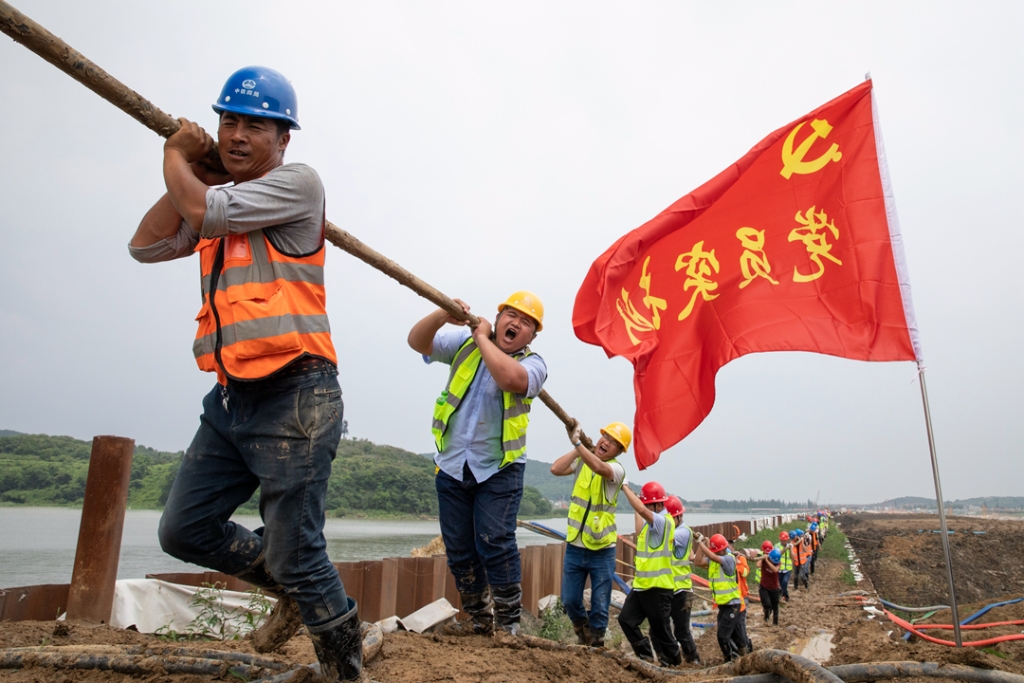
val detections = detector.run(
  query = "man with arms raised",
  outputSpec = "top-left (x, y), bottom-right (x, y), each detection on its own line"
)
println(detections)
top-left (129, 67), bottom-right (358, 681)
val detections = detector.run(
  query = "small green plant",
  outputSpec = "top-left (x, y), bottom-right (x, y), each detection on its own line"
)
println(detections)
top-left (526, 598), bottom-right (574, 642)
top-left (156, 583), bottom-right (272, 641)
top-left (982, 646), bottom-right (1008, 660)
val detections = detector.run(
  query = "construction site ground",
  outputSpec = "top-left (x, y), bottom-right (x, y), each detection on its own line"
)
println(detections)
top-left (1, 513), bottom-right (1022, 682)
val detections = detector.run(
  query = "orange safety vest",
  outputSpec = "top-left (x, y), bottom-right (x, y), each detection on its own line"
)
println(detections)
top-left (192, 226), bottom-right (336, 384)
top-left (791, 541), bottom-right (804, 566)
top-left (735, 554), bottom-right (749, 612)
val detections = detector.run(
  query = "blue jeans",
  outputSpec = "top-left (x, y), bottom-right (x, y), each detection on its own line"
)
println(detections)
top-left (779, 570), bottom-right (791, 599)
top-left (435, 462), bottom-right (524, 593)
top-left (158, 365), bottom-right (348, 629)
top-left (561, 544), bottom-right (616, 631)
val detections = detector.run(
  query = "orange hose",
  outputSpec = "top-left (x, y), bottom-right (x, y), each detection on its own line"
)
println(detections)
top-left (914, 619), bottom-right (1024, 631)
top-left (885, 609), bottom-right (1024, 647)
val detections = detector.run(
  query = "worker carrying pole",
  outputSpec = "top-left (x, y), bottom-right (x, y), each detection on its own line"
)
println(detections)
top-left (549, 420), bottom-right (631, 647)
top-left (128, 68), bottom-right (359, 682)
top-left (408, 293), bottom-right (548, 637)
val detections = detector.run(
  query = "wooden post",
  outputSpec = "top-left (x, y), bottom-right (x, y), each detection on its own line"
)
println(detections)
top-left (65, 435), bottom-right (134, 623)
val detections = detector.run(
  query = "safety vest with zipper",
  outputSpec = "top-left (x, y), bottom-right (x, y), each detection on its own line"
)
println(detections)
top-left (566, 459), bottom-right (622, 550)
top-left (431, 338), bottom-right (534, 468)
top-left (670, 525), bottom-right (694, 592)
top-left (634, 513), bottom-right (676, 591)
top-left (193, 227), bottom-right (336, 384)
top-left (708, 557), bottom-right (742, 606)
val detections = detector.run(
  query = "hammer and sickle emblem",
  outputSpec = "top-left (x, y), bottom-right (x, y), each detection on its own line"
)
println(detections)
top-left (780, 119), bottom-right (842, 179)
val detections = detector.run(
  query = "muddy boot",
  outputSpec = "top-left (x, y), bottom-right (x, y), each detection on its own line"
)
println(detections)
top-left (443, 589), bottom-right (494, 636)
top-left (631, 636), bottom-right (656, 663)
top-left (308, 597), bottom-right (361, 682)
top-left (492, 583), bottom-right (522, 636)
top-left (233, 555), bottom-right (303, 653)
top-left (681, 640), bottom-right (701, 665)
top-left (572, 619), bottom-right (591, 645)
top-left (589, 628), bottom-right (606, 648)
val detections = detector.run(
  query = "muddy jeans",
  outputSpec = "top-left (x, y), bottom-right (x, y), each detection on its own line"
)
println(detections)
top-left (435, 461), bottom-right (524, 594)
top-left (158, 364), bottom-right (348, 629)
top-left (562, 544), bottom-right (617, 632)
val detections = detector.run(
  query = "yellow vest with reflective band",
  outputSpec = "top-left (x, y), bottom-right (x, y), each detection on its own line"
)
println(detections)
top-left (634, 513), bottom-right (676, 591)
top-left (670, 525), bottom-right (694, 592)
top-left (566, 459), bottom-right (622, 550)
top-left (431, 338), bottom-right (533, 468)
top-left (708, 556), bottom-right (742, 606)
top-left (776, 543), bottom-right (793, 572)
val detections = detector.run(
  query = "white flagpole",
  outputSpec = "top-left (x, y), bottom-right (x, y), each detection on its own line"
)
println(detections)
top-left (917, 363), bottom-right (963, 646)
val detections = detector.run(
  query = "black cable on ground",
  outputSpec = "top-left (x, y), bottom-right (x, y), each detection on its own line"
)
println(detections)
top-left (0, 650), bottom-right (282, 678)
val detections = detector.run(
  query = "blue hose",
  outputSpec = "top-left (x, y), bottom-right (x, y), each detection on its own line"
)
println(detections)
top-left (959, 597), bottom-right (1024, 625)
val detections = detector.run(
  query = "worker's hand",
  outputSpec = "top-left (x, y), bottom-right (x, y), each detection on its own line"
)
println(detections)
top-left (165, 118), bottom-right (214, 164)
top-left (566, 418), bottom-right (581, 444)
top-left (472, 316), bottom-right (492, 343)
top-left (190, 160), bottom-right (233, 187)
top-left (444, 299), bottom-right (471, 326)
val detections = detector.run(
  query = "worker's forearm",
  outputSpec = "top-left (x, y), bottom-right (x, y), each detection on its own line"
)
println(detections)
top-left (163, 150), bottom-right (209, 231)
top-left (476, 337), bottom-right (529, 393)
top-left (549, 450), bottom-right (578, 476)
top-left (575, 444), bottom-right (614, 479)
top-left (132, 193), bottom-right (183, 247)
top-left (408, 309), bottom-right (448, 355)
top-left (623, 487), bottom-right (653, 523)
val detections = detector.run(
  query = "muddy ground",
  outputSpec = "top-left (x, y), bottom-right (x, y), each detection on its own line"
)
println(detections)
top-left (841, 513), bottom-right (1024, 606)
top-left (2, 514), bottom-right (1022, 682)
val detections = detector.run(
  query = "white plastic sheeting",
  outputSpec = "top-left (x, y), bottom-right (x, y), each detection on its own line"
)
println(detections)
top-left (106, 578), bottom-right (272, 635)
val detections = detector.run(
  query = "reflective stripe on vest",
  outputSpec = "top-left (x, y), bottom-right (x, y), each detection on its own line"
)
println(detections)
top-left (776, 543), bottom-right (793, 572)
top-left (670, 525), bottom-right (694, 591)
top-left (193, 228), bottom-right (336, 383)
top-left (634, 513), bottom-right (676, 590)
top-left (565, 460), bottom-right (621, 550)
top-left (430, 338), bottom-right (533, 468)
top-left (708, 559), bottom-right (742, 605)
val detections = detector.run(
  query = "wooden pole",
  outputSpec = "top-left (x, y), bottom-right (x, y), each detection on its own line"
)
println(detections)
top-left (66, 436), bottom-right (135, 624)
top-left (0, 0), bottom-right (593, 450)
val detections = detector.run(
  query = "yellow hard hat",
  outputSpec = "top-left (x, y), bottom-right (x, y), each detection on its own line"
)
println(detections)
top-left (600, 422), bottom-right (632, 452)
top-left (498, 291), bottom-right (544, 331)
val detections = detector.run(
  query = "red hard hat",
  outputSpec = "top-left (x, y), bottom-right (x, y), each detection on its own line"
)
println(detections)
top-left (640, 482), bottom-right (668, 505)
top-left (761, 540), bottom-right (774, 553)
top-left (709, 533), bottom-right (729, 553)
top-left (665, 495), bottom-right (685, 518)
top-left (780, 531), bottom-right (790, 542)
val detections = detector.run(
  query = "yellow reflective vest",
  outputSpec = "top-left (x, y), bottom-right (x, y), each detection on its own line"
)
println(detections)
top-left (431, 338), bottom-right (533, 468)
top-left (634, 513), bottom-right (676, 591)
top-left (566, 459), bottom-right (622, 550)
top-left (776, 543), bottom-right (793, 572)
top-left (670, 525), bottom-right (694, 592)
top-left (708, 556), bottom-right (742, 605)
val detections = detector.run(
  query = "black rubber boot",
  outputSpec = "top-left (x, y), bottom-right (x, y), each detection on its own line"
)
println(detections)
top-left (492, 583), bottom-right (522, 636)
top-left (443, 589), bottom-right (494, 636)
top-left (681, 639), bottom-right (701, 664)
top-left (233, 555), bottom-right (303, 654)
top-left (308, 597), bottom-right (361, 682)
top-left (572, 619), bottom-right (591, 645)
top-left (589, 628), bottom-right (606, 648)
top-left (631, 636), bottom-right (656, 663)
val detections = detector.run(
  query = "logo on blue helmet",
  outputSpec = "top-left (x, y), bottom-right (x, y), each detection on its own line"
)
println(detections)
top-left (212, 66), bottom-right (300, 130)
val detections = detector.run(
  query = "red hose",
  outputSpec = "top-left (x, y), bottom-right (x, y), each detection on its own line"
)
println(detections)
top-left (914, 620), bottom-right (1024, 631)
top-left (885, 610), bottom-right (1024, 647)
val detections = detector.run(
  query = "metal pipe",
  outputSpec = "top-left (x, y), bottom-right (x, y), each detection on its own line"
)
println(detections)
top-left (65, 435), bottom-right (135, 624)
top-left (918, 365), bottom-right (962, 646)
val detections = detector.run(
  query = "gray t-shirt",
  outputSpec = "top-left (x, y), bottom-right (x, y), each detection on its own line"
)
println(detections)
top-left (128, 163), bottom-right (325, 263)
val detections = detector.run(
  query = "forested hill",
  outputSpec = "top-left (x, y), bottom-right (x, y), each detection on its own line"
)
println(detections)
top-left (0, 433), bottom-right (552, 518)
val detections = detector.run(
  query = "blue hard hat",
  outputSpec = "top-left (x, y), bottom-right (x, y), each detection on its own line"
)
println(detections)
top-left (769, 549), bottom-right (782, 564)
top-left (810, 523), bottom-right (818, 531)
top-left (793, 529), bottom-right (803, 537)
top-left (212, 66), bottom-right (300, 130)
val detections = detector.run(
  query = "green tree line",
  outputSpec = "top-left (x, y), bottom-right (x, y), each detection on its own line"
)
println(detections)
top-left (0, 434), bottom-right (552, 518)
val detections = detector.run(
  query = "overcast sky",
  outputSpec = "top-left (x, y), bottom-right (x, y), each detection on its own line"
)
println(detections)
top-left (1, 1), bottom-right (1020, 505)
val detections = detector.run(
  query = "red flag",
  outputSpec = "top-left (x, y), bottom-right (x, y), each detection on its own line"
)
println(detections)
top-left (573, 80), bottom-right (921, 469)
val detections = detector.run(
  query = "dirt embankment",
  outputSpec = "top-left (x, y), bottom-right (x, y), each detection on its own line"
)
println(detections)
top-left (841, 513), bottom-right (1024, 606)
top-left (2, 516), bottom-right (1023, 682)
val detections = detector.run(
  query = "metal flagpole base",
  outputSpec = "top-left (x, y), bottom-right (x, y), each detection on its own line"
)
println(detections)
top-left (918, 364), bottom-right (962, 646)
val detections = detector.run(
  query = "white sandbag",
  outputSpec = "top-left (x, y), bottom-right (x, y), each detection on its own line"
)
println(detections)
top-left (108, 578), bottom-right (272, 636)
top-left (397, 598), bottom-right (458, 634)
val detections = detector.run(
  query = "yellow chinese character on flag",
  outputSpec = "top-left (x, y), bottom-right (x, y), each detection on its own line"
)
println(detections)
top-left (675, 240), bottom-right (719, 321)
top-left (788, 206), bottom-right (842, 282)
top-left (736, 227), bottom-right (779, 289)
top-left (616, 256), bottom-right (668, 346)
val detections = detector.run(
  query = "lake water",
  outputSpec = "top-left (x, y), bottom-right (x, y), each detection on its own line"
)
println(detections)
top-left (0, 508), bottom-right (755, 588)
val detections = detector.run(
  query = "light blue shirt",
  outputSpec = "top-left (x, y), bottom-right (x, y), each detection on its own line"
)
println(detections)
top-left (426, 328), bottom-right (547, 483)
